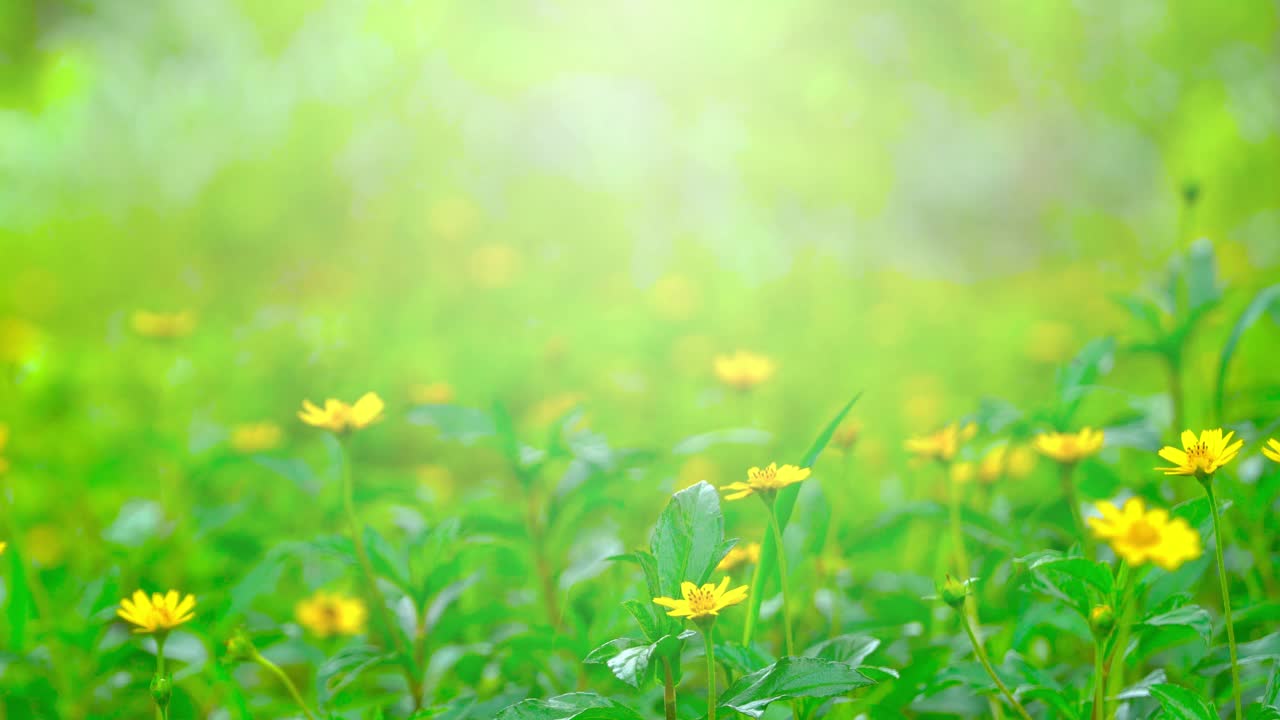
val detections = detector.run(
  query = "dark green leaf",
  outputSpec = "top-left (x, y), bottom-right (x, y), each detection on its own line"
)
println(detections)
top-left (716, 656), bottom-right (874, 718)
top-left (1139, 605), bottom-right (1212, 645)
top-left (496, 692), bottom-right (644, 720)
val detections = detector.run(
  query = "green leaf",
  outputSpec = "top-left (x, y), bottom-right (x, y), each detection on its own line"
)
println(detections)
top-left (621, 600), bottom-right (662, 643)
top-left (716, 656), bottom-right (874, 718)
top-left (407, 404), bottom-right (496, 444)
top-left (1139, 604), bottom-right (1212, 645)
top-left (1053, 337), bottom-right (1114, 426)
top-left (364, 524), bottom-right (414, 595)
top-left (1150, 682), bottom-right (1216, 720)
top-left (804, 634), bottom-right (881, 667)
top-left (1028, 556), bottom-right (1114, 598)
top-left (583, 631), bottom-right (695, 688)
top-left (1183, 237), bottom-right (1220, 314)
top-left (1197, 632), bottom-right (1280, 676)
top-left (649, 481), bottom-right (727, 598)
top-left (496, 692), bottom-right (644, 720)
top-left (747, 393), bottom-right (861, 637)
top-left (1214, 283), bottom-right (1280, 422)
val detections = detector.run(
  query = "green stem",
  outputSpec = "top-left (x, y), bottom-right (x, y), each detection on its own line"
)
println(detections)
top-left (1204, 478), bottom-right (1243, 720)
top-left (741, 556), bottom-right (764, 647)
top-left (946, 467), bottom-right (979, 623)
top-left (1059, 463), bottom-right (1091, 555)
top-left (958, 611), bottom-right (1033, 720)
top-left (254, 652), bottom-right (318, 720)
top-left (1167, 355), bottom-right (1184, 439)
top-left (662, 658), bottom-right (677, 720)
top-left (338, 438), bottom-right (424, 709)
top-left (765, 500), bottom-right (795, 657)
top-left (704, 628), bottom-right (717, 720)
top-left (1093, 639), bottom-right (1106, 720)
top-left (156, 634), bottom-right (169, 720)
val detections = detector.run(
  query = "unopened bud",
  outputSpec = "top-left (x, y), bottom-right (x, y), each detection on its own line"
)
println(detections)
top-left (149, 674), bottom-right (172, 708)
top-left (1089, 604), bottom-right (1115, 638)
top-left (938, 575), bottom-right (969, 609)
top-left (225, 628), bottom-right (259, 663)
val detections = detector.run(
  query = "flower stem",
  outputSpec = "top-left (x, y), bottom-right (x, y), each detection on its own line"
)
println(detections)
top-left (662, 657), bottom-right (678, 720)
top-left (155, 634), bottom-right (169, 720)
top-left (958, 611), bottom-right (1033, 720)
top-left (765, 501), bottom-right (795, 657)
top-left (338, 439), bottom-right (424, 709)
top-left (703, 628), bottom-right (717, 720)
top-left (1204, 478), bottom-right (1243, 720)
top-left (946, 468), bottom-right (977, 622)
top-left (1059, 463), bottom-right (1091, 555)
top-left (741, 557), bottom-right (764, 647)
top-left (1092, 638), bottom-right (1106, 720)
top-left (253, 652), bottom-right (318, 720)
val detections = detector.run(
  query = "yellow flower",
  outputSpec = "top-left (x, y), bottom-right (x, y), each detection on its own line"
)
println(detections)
top-left (653, 577), bottom-right (749, 621)
top-left (1087, 498), bottom-right (1202, 570)
top-left (295, 591), bottom-right (367, 637)
top-left (1034, 428), bottom-right (1104, 464)
top-left (713, 351), bottom-right (775, 391)
top-left (1264, 438), bottom-right (1280, 464)
top-left (0, 541), bottom-right (6, 555)
top-left (904, 422), bottom-right (977, 463)
top-left (229, 422), bottom-right (283, 453)
top-left (297, 392), bottom-right (385, 433)
top-left (131, 310), bottom-right (196, 339)
top-left (950, 461), bottom-right (976, 484)
top-left (1156, 429), bottom-right (1244, 478)
top-left (716, 542), bottom-right (761, 572)
top-left (977, 445), bottom-right (1006, 483)
top-left (831, 420), bottom-right (862, 452)
top-left (409, 382), bottom-right (455, 405)
top-left (721, 463), bottom-right (811, 501)
top-left (117, 590), bottom-right (197, 634)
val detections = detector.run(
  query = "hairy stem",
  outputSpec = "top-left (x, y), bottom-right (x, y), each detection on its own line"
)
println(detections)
top-left (254, 652), bottom-right (318, 720)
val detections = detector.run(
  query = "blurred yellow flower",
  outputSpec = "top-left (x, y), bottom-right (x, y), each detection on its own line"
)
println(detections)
top-left (25, 524), bottom-right (64, 566)
top-left (713, 351), bottom-right (775, 391)
top-left (904, 422), bottom-right (976, 463)
top-left (296, 591), bottom-right (367, 637)
top-left (229, 422), bottom-right (283, 453)
top-left (1263, 438), bottom-right (1280, 464)
top-left (468, 244), bottom-right (520, 289)
top-left (1157, 429), bottom-right (1243, 478)
top-left (651, 274), bottom-right (700, 321)
top-left (0, 541), bottom-right (6, 555)
top-left (298, 392), bottom-right (385, 433)
top-left (653, 577), bottom-right (748, 621)
top-left (1034, 428), bottom-right (1104, 464)
top-left (831, 420), bottom-right (862, 452)
top-left (1088, 498), bottom-right (1201, 570)
top-left (409, 382), bottom-right (455, 405)
top-left (118, 589), bottom-right (196, 634)
top-left (131, 310), bottom-right (196, 339)
top-left (721, 463), bottom-right (811, 501)
top-left (977, 445), bottom-right (1006, 482)
top-left (1006, 445), bottom-right (1037, 478)
top-left (716, 542), bottom-right (761, 572)
top-left (950, 461), bottom-right (976, 484)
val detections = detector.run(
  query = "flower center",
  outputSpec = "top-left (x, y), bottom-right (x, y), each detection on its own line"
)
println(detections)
top-left (1124, 520), bottom-right (1160, 548)
top-left (749, 466), bottom-right (778, 488)
top-left (686, 586), bottom-right (717, 615)
top-left (1185, 442), bottom-right (1215, 473)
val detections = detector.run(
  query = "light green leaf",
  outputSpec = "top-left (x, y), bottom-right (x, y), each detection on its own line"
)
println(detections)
top-left (1139, 604), bottom-right (1212, 645)
top-left (496, 692), bottom-right (644, 720)
top-left (649, 481), bottom-right (727, 598)
top-left (1150, 682), bottom-right (1216, 720)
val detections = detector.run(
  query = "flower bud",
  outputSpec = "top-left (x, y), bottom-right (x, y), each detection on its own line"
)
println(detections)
top-left (224, 628), bottom-right (259, 663)
top-left (938, 575), bottom-right (969, 609)
top-left (149, 674), bottom-right (172, 708)
top-left (1089, 604), bottom-right (1115, 638)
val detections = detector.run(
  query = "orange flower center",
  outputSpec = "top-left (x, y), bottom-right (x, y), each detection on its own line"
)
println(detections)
top-left (749, 466), bottom-right (779, 489)
top-left (684, 586), bottom-right (717, 615)
top-left (1124, 520), bottom-right (1160, 548)
top-left (1185, 442), bottom-right (1214, 473)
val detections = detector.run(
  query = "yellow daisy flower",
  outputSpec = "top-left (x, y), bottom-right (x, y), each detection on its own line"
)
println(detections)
top-left (716, 542), bottom-right (761, 572)
top-left (830, 420), bottom-right (862, 452)
top-left (1033, 428), bottom-right (1104, 464)
top-left (1087, 498), bottom-right (1202, 570)
top-left (904, 422), bottom-right (977, 463)
top-left (653, 577), bottom-right (749, 621)
top-left (1156, 429), bottom-right (1244, 478)
top-left (0, 541), bottom-right (6, 554)
top-left (1005, 445), bottom-right (1037, 479)
top-left (295, 591), bottom-right (368, 637)
top-left (1261, 438), bottom-right (1280, 464)
top-left (117, 589), bottom-right (197, 634)
top-left (130, 310), bottom-right (196, 339)
top-left (229, 422), bottom-right (283, 453)
top-left (297, 392), bottom-right (385, 433)
top-left (950, 461), bottom-right (976, 484)
top-left (721, 463), bottom-right (811, 501)
top-left (713, 351), bottom-right (775, 391)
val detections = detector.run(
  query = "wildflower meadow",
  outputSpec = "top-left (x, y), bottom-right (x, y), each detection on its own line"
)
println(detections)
top-left (3, 2), bottom-right (1280, 719)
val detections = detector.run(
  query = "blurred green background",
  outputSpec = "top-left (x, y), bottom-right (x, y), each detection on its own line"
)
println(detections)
top-left (2, 1), bottom-right (1280, 716)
